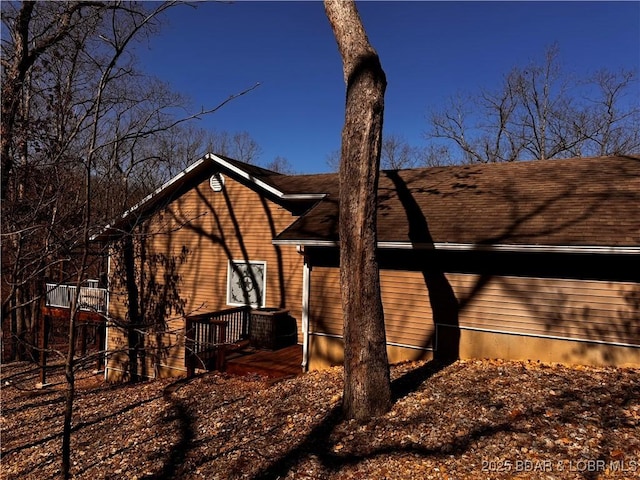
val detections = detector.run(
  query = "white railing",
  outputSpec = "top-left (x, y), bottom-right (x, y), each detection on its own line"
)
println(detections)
top-left (46, 283), bottom-right (108, 313)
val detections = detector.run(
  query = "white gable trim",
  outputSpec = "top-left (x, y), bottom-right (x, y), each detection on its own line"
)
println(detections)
top-left (205, 153), bottom-right (326, 201)
top-left (91, 157), bottom-right (207, 240)
top-left (92, 153), bottom-right (327, 240)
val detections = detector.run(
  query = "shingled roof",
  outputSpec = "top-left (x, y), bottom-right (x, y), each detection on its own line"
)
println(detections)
top-left (274, 155), bottom-right (640, 251)
top-left (93, 153), bottom-right (328, 240)
top-left (96, 153), bottom-right (639, 252)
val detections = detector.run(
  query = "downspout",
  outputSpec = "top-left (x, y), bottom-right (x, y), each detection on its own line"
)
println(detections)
top-left (103, 247), bottom-right (111, 381)
top-left (298, 246), bottom-right (311, 372)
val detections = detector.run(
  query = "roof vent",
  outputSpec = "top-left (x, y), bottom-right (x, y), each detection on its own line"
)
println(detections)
top-left (209, 173), bottom-right (224, 192)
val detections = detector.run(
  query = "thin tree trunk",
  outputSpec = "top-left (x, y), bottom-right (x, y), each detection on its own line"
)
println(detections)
top-left (61, 299), bottom-right (77, 479)
top-left (324, 0), bottom-right (391, 420)
top-left (61, 173), bottom-right (92, 479)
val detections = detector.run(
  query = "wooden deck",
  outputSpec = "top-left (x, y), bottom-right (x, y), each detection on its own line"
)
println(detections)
top-left (225, 344), bottom-right (303, 379)
top-left (42, 306), bottom-right (105, 323)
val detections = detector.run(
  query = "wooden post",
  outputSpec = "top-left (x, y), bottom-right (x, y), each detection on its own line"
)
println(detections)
top-left (96, 321), bottom-right (105, 371)
top-left (242, 305), bottom-right (251, 339)
top-left (79, 321), bottom-right (87, 357)
top-left (185, 316), bottom-right (194, 378)
top-left (215, 320), bottom-right (227, 372)
top-left (38, 307), bottom-right (48, 388)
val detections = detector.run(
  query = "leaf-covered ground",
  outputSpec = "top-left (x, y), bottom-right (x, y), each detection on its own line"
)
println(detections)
top-left (2, 359), bottom-right (639, 479)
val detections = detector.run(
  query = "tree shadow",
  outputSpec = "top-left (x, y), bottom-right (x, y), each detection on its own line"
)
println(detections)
top-left (390, 358), bottom-right (454, 402)
top-left (2, 390), bottom-right (164, 457)
top-left (108, 170), bottom-right (292, 380)
top-left (259, 196), bottom-right (286, 309)
top-left (144, 376), bottom-right (197, 480)
top-left (503, 276), bottom-right (640, 365)
top-left (99, 157), bottom-right (638, 475)
top-left (384, 170), bottom-right (461, 362)
top-left (172, 183), bottom-right (265, 308)
top-left (251, 403), bottom-right (345, 480)
top-left (109, 221), bottom-right (188, 382)
top-left (379, 158), bottom-right (639, 367)
top-left (249, 359), bottom-right (638, 479)
top-left (245, 296), bottom-right (458, 480)
top-left (161, 177), bottom-right (303, 372)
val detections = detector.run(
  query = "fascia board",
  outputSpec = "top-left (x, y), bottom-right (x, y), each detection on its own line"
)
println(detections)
top-left (90, 157), bottom-right (207, 241)
top-left (272, 238), bottom-right (640, 254)
top-left (92, 153), bottom-right (328, 241)
top-left (205, 153), bottom-right (327, 201)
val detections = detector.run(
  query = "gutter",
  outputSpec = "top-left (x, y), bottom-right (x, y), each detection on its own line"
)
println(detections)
top-left (104, 250), bottom-right (111, 381)
top-left (281, 193), bottom-right (327, 201)
top-left (273, 239), bottom-right (640, 255)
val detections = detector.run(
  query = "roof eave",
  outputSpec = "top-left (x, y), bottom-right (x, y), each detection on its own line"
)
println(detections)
top-left (90, 157), bottom-right (209, 241)
top-left (208, 153), bottom-right (327, 201)
top-left (91, 153), bottom-right (329, 241)
top-left (272, 239), bottom-right (640, 255)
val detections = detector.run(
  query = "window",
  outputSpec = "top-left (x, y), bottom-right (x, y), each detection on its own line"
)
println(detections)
top-left (227, 260), bottom-right (266, 307)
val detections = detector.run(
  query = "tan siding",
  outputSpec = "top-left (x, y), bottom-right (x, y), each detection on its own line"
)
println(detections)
top-left (457, 329), bottom-right (640, 367)
top-left (310, 267), bottom-right (436, 349)
top-left (308, 332), bottom-right (640, 370)
top-left (308, 264), bottom-right (639, 368)
top-left (309, 266), bottom-right (342, 337)
top-left (105, 167), bottom-right (639, 375)
top-left (450, 275), bottom-right (639, 346)
top-left (380, 270), bottom-right (435, 348)
top-left (106, 175), bottom-right (304, 379)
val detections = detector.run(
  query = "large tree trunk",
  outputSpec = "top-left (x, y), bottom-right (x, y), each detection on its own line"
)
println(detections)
top-left (1, 2), bottom-right (34, 199)
top-left (324, 0), bottom-right (391, 420)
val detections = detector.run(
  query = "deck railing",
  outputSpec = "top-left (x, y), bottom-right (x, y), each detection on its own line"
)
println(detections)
top-left (185, 306), bottom-right (251, 376)
top-left (45, 283), bottom-right (108, 314)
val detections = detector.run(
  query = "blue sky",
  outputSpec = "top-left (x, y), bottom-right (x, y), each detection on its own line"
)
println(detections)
top-left (138, 1), bottom-right (640, 173)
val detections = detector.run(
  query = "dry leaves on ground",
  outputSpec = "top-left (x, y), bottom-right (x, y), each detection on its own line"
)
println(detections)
top-left (1, 358), bottom-right (639, 479)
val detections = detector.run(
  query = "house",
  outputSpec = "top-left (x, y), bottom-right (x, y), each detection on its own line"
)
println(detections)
top-left (96, 153), bottom-right (640, 380)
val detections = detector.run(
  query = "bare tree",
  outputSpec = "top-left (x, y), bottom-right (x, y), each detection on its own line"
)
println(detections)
top-left (0, 1), bottom-right (114, 198)
top-left (154, 123), bottom-right (210, 176)
top-left (0, 1), bottom-right (108, 362)
top-left (583, 68), bottom-right (640, 156)
top-left (205, 130), bottom-right (263, 164)
top-left (264, 155), bottom-right (296, 174)
top-left (426, 44), bottom-right (640, 162)
top-left (54, 4), bottom-right (186, 477)
top-left (0, 2), bottom-right (233, 477)
top-left (326, 134), bottom-right (443, 171)
top-left (324, 0), bottom-right (391, 420)
top-left (1, 0), bottom-right (263, 361)
top-left (381, 133), bottom-right (423, 169)
top-left (151, 125), bottom-right (266, 182)
top-left (422, 144), bottom-right (454, 167)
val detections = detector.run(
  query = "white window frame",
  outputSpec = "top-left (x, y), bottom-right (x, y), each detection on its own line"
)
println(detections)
top-left (226, 260), bottom-right (267, 308)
